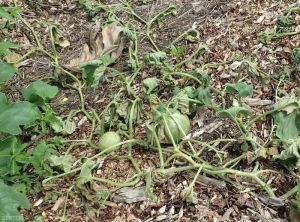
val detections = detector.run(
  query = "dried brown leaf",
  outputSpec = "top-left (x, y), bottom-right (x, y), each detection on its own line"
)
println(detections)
top-left (66, 23), bottom-right (124, 71)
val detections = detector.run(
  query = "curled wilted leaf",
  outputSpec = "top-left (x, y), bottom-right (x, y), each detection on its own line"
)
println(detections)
top-left (66, 23), bottom-right (125, 71)
top-left (225, 82), bottom-right (253, 98)
top-left (142, 77), bottom-right (160, 95)
top-left (51, 26), bottom-right (70, 48)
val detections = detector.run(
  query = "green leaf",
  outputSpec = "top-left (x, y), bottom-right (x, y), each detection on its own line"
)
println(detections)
top-left (273, 111), bottom-right (300, 140)
top-left (225, 82), bottom-right (253, 98)
top-left (218, 107), bottom-right (251, 119)
top-left (142, 77), bottom-right (160, 95)
top-left (0, 137), bottom-right (27, 176)
top-left (0, 7), bottom-right (14, 21)
top-left (27, 141), bottom-right (55, 176)
top-left (0, 180), bottom-right (30, 222)
top-left (116, 101), bottom-right (129, 119)
top-left (48, 154), bottom-right (74, 173)
top-left (276, 139), bottom-right (300, 168)
top-left (293, 48), bottom-right (300, 66)
top-left (0, 41), bottom-right (20, 56)
top-left (193, 71), bottom-right (210, 87)
top-left (0, 93), bottom-right (39, 135)
top-left (49, 116), bottom-right (76, 135)
top-left (172, 90), bottom-right (190, 114)
top-left (170, 44), bottom-right (186, 57)
top-left (22, 81), bottom-right (58, 106)
top-left (277, 16), bottom-right (292, 27)
top-left (0, 62), bottom-right (17, 83)
top-left (77, 158), bottom-right (95, 185)
top-left (144, 51), bottom-right (166, 66)
top-left (81, 55), bottom-right (114, 88)
top-left (196, 87), bottom-right (212, 105)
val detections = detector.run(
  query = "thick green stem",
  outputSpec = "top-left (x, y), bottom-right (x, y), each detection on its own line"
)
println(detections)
top-left (91, 175), bottom-right (140, 187)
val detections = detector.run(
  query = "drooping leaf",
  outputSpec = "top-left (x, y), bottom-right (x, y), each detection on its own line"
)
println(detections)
top-left (277, 15), bottom-right (292, 27)
top-left (0, 92), bottom-right (39, 135)
top-left (276, 139), bottom-right (300, 168)
top-left (142, 77), bottom-right (160, 95)
top-left (51, 26), bottom-right (70, 48)
top-left (48, 154), bottom-right (74, 173)
top-left (293, 48), bottom-right (300, 66)
top-left (0, 137), bottom-right (27, 176)
top-left (193, 71), bottom-right (210, 87)
top-left (144, 51), bottom-right (167, 66)
top-left (115, 100), bottom-right (142, 126)
top-left (196, 87), bottom-right (212, 105)
top-left (0, 62), bottom-right (17, 83)
top-left (27, 141), bottom-right (55, 176)
top-left (77, 158), bottom-right (95, 186)
top-left (170, 44), bottom-right (186, 57)
top-left (81, 55), bottom-right (114, 87)
top-left (0, 6), bottom-right (21, 20)
top-left (0, 41), bottom-right (20, 56)
top-left (182, 86), bottom-right (195, 98)
top-left (273, 111), bottom-right (300, 140)
top-left (0, 180), bottom-right (31, 222)
top-left (22, 80), bottom-right (59, 106)
top-left (0, 7), bottom-right (14, 21)
top-left (218, 107), bottom-right (251, 119)
top-left (49, 115), bottom-right (76, 135)
top-left (172, 90), bottom-right (190, 114)
top-left (225, 82), bottom-right (253, 98)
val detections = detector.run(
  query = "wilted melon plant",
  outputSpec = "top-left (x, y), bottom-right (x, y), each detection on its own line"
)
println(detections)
top-left (1, 1), bottom-right (300, 221)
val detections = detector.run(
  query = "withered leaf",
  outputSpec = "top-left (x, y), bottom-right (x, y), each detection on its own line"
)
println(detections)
top-left (66, 23), bottom-right (125, 71)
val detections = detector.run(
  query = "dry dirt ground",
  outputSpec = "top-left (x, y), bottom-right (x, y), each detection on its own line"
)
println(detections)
top-left (2, 0), bottom-right (300, 221)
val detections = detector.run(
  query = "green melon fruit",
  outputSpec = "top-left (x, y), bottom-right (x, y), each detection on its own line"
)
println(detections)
top-left (163, 111), bottom-right (190, 143)
top-left (99, 131), bottom-right (121, 152)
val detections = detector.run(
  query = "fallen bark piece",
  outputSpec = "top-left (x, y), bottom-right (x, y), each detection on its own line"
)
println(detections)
top-left (112, 186), bottom-right (148, 203)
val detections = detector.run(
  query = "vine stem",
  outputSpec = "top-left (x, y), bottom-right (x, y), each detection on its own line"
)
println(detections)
top-left (119, 0), bottom-right (147, 24)
top-left (280, 185), bottom-right (298, 200)
top-left (91, 175), bottom-right (140, 187)
top-left (246, 103), bottom-right (291, 128)
top-left (127, 99), bottom-right (141, 173)
top-left (162, 115), bottom-right (178, 150)
top-left (175, 44), bottom-right (207, 68)
top-left (43, 139), bottom-right (142, 184)
top-left (148, 123), bottom-right (165, 169)
top-left (146, 5), bottom-right (176, 51)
